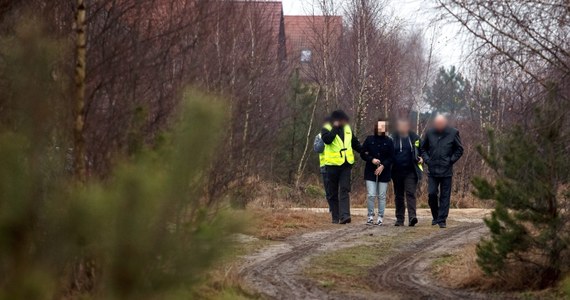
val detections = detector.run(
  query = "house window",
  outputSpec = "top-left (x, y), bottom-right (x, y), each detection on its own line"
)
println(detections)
top-left (301, 49), bottom-right (312, 62)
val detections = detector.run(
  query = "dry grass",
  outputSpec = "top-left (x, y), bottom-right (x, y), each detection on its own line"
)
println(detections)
top-left (195, 260), bottom-right (257, 300)
top-left (194, 258), bottom-right (267, 300)
top-left (431, 244), bottom-right (495, 289)
top-left (243, 208), bottom-right (336, 240)
top-left (195, 208), bottom-right (336, 299)
top-left (431, 244), bottom-right (569, 298)
top-left (245, 180), bottom-right (328, 209)
top-left (431, 244), bottom-right (536, 291)
top-left (245, 179), bottom-right (492, 210)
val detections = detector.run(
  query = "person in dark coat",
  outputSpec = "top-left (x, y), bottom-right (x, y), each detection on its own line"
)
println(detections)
top-left (391, 118), bottom-right (423, 227)
top-left (360, 120), bottom-right (394, 225)
top-left (321, 110), bottom-right (362, 224)
top-left (421, 114), bottom-right (464, 228)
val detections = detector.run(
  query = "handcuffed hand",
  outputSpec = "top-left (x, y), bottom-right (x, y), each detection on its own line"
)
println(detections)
top-left (372, 158), bottom-right (381, 165)
top-left (374, 165), bottom-right (384, 176)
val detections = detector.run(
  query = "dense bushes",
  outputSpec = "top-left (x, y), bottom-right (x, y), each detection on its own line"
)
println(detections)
top-left (0, 91), bottom-right (241, 299)
top-left (0, 18), bottom-right (240, 299)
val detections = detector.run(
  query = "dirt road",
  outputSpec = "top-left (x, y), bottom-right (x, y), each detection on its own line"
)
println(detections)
top-left (370, 223), bottom-right (490, 299)
top-left (240, 224), bottom-right (374, 299)
top-left (239, 209), bottom-right (492, 300)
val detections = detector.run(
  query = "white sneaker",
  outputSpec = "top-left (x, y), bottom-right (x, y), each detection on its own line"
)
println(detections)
top-left (366, 216), bottom-right (374, 225)
top-left (376, 217), bottom-right (383, 226)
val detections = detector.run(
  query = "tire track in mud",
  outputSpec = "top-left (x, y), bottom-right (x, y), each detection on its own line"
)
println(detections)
top-left (240, 222), bottom-right (492, 300)
top-left (239, 224), bottom-right (374, 300)
top-left (370, 223), bottom-right (494, 299)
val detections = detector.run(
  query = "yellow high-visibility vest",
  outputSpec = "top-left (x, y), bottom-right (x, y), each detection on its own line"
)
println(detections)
top-left (323, 123), bottom-right (355, 166)
top-left (414, 139), bottom-right (424, 171)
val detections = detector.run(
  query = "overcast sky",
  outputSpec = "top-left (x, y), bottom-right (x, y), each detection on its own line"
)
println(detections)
top-left (281, 0), bottom-right (471, 72)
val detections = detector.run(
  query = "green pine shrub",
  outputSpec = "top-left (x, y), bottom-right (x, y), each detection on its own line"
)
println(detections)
top-left (473, 86), bottom-right (570, 289)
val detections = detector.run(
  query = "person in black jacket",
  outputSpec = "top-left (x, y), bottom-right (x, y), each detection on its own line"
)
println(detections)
top-left (421, 115), bottom-right (464, 228)
top-left (360, 120), bottom-right (394, 225)
top-left (391, 118), bottom-right (423, 227)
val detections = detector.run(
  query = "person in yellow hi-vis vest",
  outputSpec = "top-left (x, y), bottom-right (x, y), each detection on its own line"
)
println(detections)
top-left (391, 118), bottom-right (424, 227)
top-left (321, 110), bottom-right (362, 224)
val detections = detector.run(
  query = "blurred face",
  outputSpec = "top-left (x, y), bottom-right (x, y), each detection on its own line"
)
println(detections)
top-left (396, 120), bottom-right (410, 135)
top-left (433, 115), bottom-right (448, 131)
top-left (377, 121), bottom-right (387, 134)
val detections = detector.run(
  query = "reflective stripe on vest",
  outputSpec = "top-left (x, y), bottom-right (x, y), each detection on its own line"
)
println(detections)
top-left (319, 152), bottom-right (326, 167)
top-left (323, 124), bottom-right (355, 166)
top-left (414, 139), bottom-right (424, 171)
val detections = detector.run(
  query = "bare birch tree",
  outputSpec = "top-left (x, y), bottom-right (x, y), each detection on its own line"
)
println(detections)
top-left (436, 0), bottom-right (570, 90)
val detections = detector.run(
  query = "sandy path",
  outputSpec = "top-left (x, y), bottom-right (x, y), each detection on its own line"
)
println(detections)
top-left (239, 209), bottom-right (492, 300)
top-left (370, 223), bottom-right (493, 299)
top-left (239, 224), bottom-right (374, 299)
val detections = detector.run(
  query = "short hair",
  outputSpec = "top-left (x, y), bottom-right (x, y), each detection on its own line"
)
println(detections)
top-left (395, 117), bottom-right (411, 123)
top-left (434, 113), bottom-right (449, 122)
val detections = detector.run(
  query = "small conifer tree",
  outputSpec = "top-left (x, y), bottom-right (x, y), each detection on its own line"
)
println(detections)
top-left (473, 85), bottom-right (570, 288)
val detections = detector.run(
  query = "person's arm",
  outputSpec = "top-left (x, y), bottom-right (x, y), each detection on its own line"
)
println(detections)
top-left (321, 127), bottom-right (340, 144)
top-left (382, 139), bottom-right (395, 166)
top-left (351, 135), bottom-right (363, 153)
top-left (450, 130), bottom-right (464, 164)
top-left (412, 135), bottom-right (423, 164)
top-left (414, 134), bottom-right (424, 158)
top-left (360, 138), bottom-right (373, 162)
top-left (313, 134), bottom-right (325, 153)
top-left (421, 132), bottom-right (431, 163)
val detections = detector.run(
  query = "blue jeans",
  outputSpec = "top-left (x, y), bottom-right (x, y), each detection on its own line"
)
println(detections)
top-left (366, 180), bottom-right (388, 217)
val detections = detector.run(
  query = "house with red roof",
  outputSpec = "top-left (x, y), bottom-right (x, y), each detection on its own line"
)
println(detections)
top-left (284, 15), bottom-right (343, 66)
top-left (232, 1), bottom-right (343, 76)
top-left (116, 0), bottom-right (342, 77)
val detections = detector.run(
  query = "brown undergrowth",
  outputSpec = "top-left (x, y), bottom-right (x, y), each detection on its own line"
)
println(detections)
top-left (431, 244), bottom-right (569, 298)
top-left (243, 208), bottom-right (337, 240)
top-left (244, 179), bottom-right (491, 210)
top-left (431, 244), bottom-right (495, 289)
top-left (194, 208), bottom-right (336, 299)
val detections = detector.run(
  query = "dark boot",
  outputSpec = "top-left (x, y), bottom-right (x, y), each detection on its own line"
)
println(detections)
top-left (409, 217), bottom-right (418, 227)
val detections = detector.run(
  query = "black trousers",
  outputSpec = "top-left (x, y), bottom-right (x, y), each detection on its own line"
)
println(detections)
top-left (325, 164), bottom-right (352, 222)
top-left (393, 171), bottom-right (418, 223)
top-left (428, 176), bottom-right (452, 224)
top-left (321, 167), bottom-right (332, 213)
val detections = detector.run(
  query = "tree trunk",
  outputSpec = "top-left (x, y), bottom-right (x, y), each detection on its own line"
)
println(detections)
top-left (74, 0), bottom-right (87, 182)
top-left (294, 87), bottom-right (321, 189)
